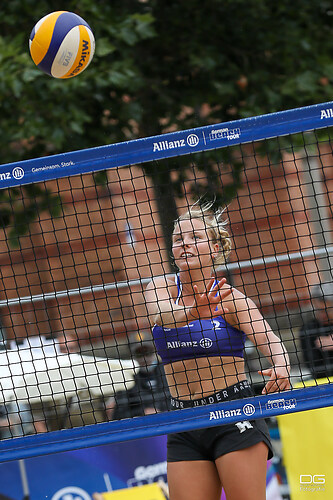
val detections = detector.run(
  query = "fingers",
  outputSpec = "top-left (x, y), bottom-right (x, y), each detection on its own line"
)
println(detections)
top-left (195, 278), bottom-right (229, 294)
top-left (212, 306), bottom-right (229, 316)
top-left (211, 277), bottom-right (228, 291)
top-left (201, 277), bottom-right (219, 295)
top-left (259, 369), bottom-right (291, 394)
top-left (193, 278), bottom-right (232, 318)
top-left (262, 378), bottom-right (290, 395)
top-left (218, 287), bottom-right (233, 301)
top-left (210, 278), bottom-right (232, 299)
top-left (258, 369), bottom-right (271, 376)
top-left (214, 277), bottom-right (227, 287)
top-left (208, 277), bottom-right (217, 289)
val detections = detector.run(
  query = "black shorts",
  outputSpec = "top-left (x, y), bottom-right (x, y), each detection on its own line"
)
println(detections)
top-left (167, 381), bottom-right (273, 463)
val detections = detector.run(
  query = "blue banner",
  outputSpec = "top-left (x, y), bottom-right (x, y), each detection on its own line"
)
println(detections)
top-left (0, 435), bottom-right (282, 500)
top-left (0, 435), bottom-right (167, 500)
top-left (0, 384), bottom-right (332, 463)
top-left (0, 101), bottom-right (333, 188)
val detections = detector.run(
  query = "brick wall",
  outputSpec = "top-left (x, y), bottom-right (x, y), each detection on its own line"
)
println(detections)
top-left (0, 151), bottom-right (331, 347)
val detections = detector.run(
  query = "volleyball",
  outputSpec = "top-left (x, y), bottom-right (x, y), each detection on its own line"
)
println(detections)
top-left (29, 11), bottom-right (95, 79)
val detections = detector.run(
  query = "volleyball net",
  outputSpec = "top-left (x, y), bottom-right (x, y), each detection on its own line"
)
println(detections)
top-left (0, 101), bottom-right (332, 462)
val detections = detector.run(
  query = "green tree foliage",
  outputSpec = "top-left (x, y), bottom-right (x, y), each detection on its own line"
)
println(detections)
top-left (1, 0), bottom-right (333, 248)
top-left (2, 0), bottom-right (333, 161)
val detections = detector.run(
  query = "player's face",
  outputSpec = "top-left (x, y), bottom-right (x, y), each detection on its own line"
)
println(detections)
top-left (172, 218), bottom-right (218, 270)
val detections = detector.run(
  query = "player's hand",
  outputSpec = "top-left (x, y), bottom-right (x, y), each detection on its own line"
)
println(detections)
top-left (315, 334), bottom-right (333, 351)
top-left (189, 277), bottom-right (232, 320)
top-left (259, 366), bottom-right (291, 395)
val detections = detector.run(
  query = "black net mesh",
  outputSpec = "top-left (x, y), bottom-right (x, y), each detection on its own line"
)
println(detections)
top-left (0, 128), bottom-right (332, 440)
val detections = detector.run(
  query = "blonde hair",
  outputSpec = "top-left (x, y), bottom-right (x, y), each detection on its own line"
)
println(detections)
top-left (174, 201), bottom-right (232, 265)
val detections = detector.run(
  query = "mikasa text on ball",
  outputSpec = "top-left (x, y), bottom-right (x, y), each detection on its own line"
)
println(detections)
top-left (29, 11), bottom-right (95, 79)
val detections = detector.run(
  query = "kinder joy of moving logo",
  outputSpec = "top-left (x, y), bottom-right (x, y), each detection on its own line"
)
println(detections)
top-left (153, 133), bottom-right (199, 152)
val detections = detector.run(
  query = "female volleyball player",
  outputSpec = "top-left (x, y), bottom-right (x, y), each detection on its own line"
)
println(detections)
top-left (145, 203), bottom-right (290, 500)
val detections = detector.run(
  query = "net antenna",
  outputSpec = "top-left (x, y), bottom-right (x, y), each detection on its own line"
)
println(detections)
top-left (0, 102), bottom-right (332, 462)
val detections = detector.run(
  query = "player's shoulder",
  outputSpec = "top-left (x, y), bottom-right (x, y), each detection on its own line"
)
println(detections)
top-left (222, 284), bottom-right (252, 310)
top-left (145, 274), bottom-right (176, 292)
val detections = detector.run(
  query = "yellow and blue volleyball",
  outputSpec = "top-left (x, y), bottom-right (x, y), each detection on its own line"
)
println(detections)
top-left (29, 11), bottom-right (95, 79)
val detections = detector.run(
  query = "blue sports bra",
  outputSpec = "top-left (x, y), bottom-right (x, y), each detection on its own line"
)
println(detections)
top-left (152, 275), bottom-right (246, 365)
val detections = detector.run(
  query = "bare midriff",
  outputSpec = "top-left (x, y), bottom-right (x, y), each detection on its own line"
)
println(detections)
top-left (164, 356), bottom-right (247, 399)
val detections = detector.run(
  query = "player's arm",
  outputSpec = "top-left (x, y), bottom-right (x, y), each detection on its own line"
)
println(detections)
top-left (224, 290), bottom-right (290, 394)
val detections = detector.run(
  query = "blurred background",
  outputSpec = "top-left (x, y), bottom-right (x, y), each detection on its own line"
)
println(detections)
top-left (0, 1), bottom-right (333, 499)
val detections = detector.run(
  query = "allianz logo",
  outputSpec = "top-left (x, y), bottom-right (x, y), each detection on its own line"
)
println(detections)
top-left (167, 338), bottom-right (213, 349)
top-left (210, 408), bottom-right (242, 420)
top-left (153, 133), bottom-right (199, 152)
top-left (0, 167), bottom-right (24, 181)
top-left (320, 108), bottom-right (333, 119)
